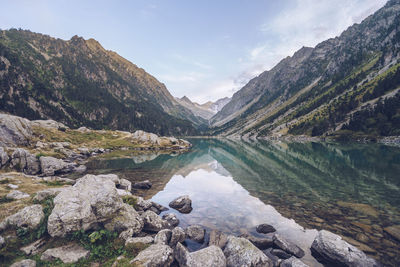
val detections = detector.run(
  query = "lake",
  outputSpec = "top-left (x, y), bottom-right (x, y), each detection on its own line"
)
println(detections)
top-left (86, 139), bottom-right (400, 266)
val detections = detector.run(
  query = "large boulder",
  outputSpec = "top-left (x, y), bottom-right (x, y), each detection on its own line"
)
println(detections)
top-left (10, 148), bottom-right (40, 175)
top-left (170, 226), bottom-right (186, 247)
top-left (104, 203), bottom-right (143, 234)
top-left (186, 225), bottom-right (205, 243)
top-left (141, 210), bottom-right (170, 232)
top-left (0, 205), bottom-right (44, 231)
top-left (130, 244), bottom-right (174, 266)
top-left (169, 195), bottom-right (192, 214)
top-left (162, 213), bottom-right (179, 227)
top-left (47, 174), bottom-right (139, 237)
top-left (0, 114), bottom-right (33, 147)
top-left (175, 243), bottom-right (226, 267)
top-left (30, 119), bottom-right (68, 130)
top-left (39, 156), bottom-right (72, 176)
top-left (0, 147), bottom-right (9, 167)
top-left (223, 236), bottom-right (273, 267)
top-left (273, 234), bottom-right (305, 258)
top-left (133, 180), bottom-right (152, 190)
top-left (209, 230), bottom-right (228, 248)
top-left (154, 229), bottom-right (172, 245)
top-left (40, 243), bottom-right (89, 263)
top-left (311, 230), bottom-right (379, 267)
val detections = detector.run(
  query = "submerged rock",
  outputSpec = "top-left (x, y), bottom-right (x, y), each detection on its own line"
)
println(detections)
top-left (130, 244), bottom-right (174, 266)
top-left (0, 205), bottom-right (44, 231)
top-left (133, 180), bottom-right (152, 190)
top-left (186, 225), bottom-right (205, 243)
top-left (169, 195), bottom-right (192, 213)
top-left (175, 243), bottom-right (226, 267)
top-left (10, 259), bottom-right (36, 267)
top-left (41, 243), bottom-right (90, 263)
top-left (223, 236), bottom-right (273, 267)
top-left (273, 234), bottom-right (305, 258)
top-left (311, 230), bottom-right (379, 267)
top-left (256, 223), bottom-right (276, 234)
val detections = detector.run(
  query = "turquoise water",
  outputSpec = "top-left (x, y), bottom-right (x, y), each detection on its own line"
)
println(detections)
top-left (86, 139), bottom-right (400, 266)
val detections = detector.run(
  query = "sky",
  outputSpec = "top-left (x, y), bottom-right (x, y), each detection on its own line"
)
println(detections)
top-left (0, 0), bottom-right (388, 103)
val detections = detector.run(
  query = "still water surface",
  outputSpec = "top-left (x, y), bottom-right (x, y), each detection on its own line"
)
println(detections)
top-left (86, 139), bottom-right (400, 266)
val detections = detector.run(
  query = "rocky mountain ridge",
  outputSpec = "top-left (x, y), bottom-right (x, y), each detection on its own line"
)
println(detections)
top-left (176, 96), bottom-right (231, 121)
top-left (209, 0), bottom-right (400, 139)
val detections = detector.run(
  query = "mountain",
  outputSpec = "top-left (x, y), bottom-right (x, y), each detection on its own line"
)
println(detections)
top-left (0, 29), bottom-right (204, 136)
top-left (176, 95), bottom-right (231, 120)
top-left (209, 0), bottom-right (400, 139)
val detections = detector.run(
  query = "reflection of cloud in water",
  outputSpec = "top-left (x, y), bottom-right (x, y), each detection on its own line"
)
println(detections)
top-left (151, 168), bottom-right (320, 266)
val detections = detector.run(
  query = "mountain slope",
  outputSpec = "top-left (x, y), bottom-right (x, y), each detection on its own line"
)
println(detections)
top-left (176, 96), bottom-right (231, 120)
top-left (210, 0), bottom-right (400, 138)
top-left (0, 29), bottom-right (202, 135)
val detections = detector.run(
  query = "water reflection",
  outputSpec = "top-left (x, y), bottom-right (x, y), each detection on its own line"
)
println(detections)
top-left (86, 139), bottom-right (400, 266)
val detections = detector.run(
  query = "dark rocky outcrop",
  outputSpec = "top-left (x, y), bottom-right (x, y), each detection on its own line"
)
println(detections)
top-left (169, 195), bottom-right (193, 214)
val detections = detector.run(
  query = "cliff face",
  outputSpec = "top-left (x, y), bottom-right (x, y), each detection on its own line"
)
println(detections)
top-left (175, 96), bottom-right (231, 121)
top-left (0, 30), bottom-right (202, 135)
top-left (210, 0), bottom-right (400, 138)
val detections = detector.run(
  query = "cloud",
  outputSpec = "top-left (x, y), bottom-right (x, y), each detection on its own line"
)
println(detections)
top-left (159, 71), bottom-right (206, 83)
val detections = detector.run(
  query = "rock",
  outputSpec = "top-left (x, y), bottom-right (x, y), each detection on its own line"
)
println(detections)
top-left (10, 148), bottom-right (40, 175)
top-left (175, 243), bottom-right (226, 267)
top-left (186, 225), bottom-right (205, 243)
top-left (0, 147), bottom-right (9, 167)
top-left (41, 243), bottom-right (90, 263)
top-left (42, 176), bottom-right (75, 184)
top-left (20, 238), bottom-right (46, 255)
top-left (223, 236), bottom-right (273, 267)
top-left (40, 156), bottom-right (76, 176)
top-left (241, 233), bottom-right (273, 250)
top-left (271, 249), bottom-right (292, 259)
top-left (104, 203), bottom-right (143, 235)
top-left (74, 164), bottom-right (87, 173)
top-left (78, 147), bottom-right (90, 155)
top-left (152, 201), bottom-right (169, 214)
top-left (0, 235), bottom-right (4, 249)
top-left (135, 196), bottom-right (153, 211)
top-left (273, 234), bottom-right (305, 258)
top-left (133, 180), bottom-right (152, 190)
top-left (33, 188), bottom-right (65, 202)
top-left (170, 226), bottom-right (186, 247)
top-left (169, 195), bottom-right (192, 214)
top-left (0, 114), bottom-right (33, 147)
top-left (384, 225), bottom-right (400, 241)
top-left (281, 256), bottom-right (309, 267)
top-left (6, 190), bottom-right (30, 200)
top-left (47, 174), bottom-right (125, 237)
top-left (130, 244), bottom-right (174, 266)
top-left (31, 119), bottom-right (68, 130)
top-left (311, 230), bottom-right (379, 267)
top-left (7, 183), bottom-right (19, 189)
top-left (154, 229), bottom-right (172, 245)
top-left (125, 236), bottom-right (154, 247)
top-left (162, 213), bottom-right (179, 227)
top-left (117, 189), bottom-right (132, 197)
top-left (77, 127), bottom-right (90, 133)
top-left (0, 205), bottom-right (44, 230)
top-left (10, 259), bottom-right (37, 267)
top-left (256, 223), bottom-right (276, 234)
top-left (209, 230), bottom-right (228, 248)
top-left (116, 178), bottom-right (131, 191)
top-left (141, 210), bottom-right (170, 232)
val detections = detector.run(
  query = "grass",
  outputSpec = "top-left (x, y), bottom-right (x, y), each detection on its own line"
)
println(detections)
top-left (122, 195), bottom-right (138, 210)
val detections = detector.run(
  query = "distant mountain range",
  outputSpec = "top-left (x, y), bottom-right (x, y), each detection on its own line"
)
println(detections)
top-left (0, 29), bottom-right (205, 136)
top-left (209, 0), bottom-right (400, 139)
top-left (176, 96), bottom-right (231, 120)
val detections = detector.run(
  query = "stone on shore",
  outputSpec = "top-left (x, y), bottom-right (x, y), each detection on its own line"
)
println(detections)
top-left (223, 236), bottom-right (273, 267)
top-left (256, 223), bottom-right (276, 234)
top-left (0, 205), bottom-right (44, 231)
top-left (169, 195), bottom-right (192, 213)
top-left (10, 259), bottom-right (36, 267)
top-left (20, 238), bottom-right (46, 255)
top-left (170, 226), bottom-right (186, 247)
top-left (271, 248), bottom-right (292, 259)
top-left (154, 229), bottom-right (172, 245)
top-left (125, 236), bottom-right (154, 247)
top-left (130, 244), bottom-right (174, 266)
top-left (41, 243), bottom-right (90, 263)
top-left (209, 230), bottom-right (228, 248)
top-left (162, 213), bottom-right (179, 227)
top-left (141, 210), bottom-right (170, 232)
top-left (281, 256), bottom-right (309, 267)
top-left (133, 180), bottom-right (152, 190)
top-left (175, 243), bottom-right (226, 267)
top-left (311, 230), bottom-right (379, 267)
top-left (104, 203), bottom-right (143, 234)
top-left (241, 233), bottom-right (273, 250)
top-left (33, 188), bottom-right (65, 202)
top-left (186, 225), bottom-right (205, 243)
top-left (273, 234), bottom-right (305, 258)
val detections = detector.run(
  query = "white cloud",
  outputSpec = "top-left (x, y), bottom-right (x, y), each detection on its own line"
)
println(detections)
top-left (159, 71), bottom-right (206, 83)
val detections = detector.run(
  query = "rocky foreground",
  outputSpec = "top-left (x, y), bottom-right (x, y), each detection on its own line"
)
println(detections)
top-left (0, 171), bottom-right (381, 267)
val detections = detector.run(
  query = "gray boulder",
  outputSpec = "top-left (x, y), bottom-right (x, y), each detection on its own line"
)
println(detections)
top-left (47, 174), bottom-right (134, 237)
top-left (170, 226), bottom-right (186, 247)
top-left (39, 156), bottom-right (70, 176)
top-left (271, 248), bottom-right (292, 259)
top-left (130, 244), bottom-right (174, 266)
top-left (273, 234), bottom-right (305, 258)
top-left (41, 243), bottom-right (89, 263)
top-left (6, 190), bottom-right (30, 200)
top-left (241, 233), bottom-right (273, 250)
top-left (311, 230), bottom-right (379, 267)
top-left (186, 225), bottom-right (205, 243)
top-left (281, 256), bottom-right (309, 267)
top-left (125, 236), bottom-right (154, 247)
top-left (10, 259), bottom-right (36, 267)
top-left (134, 196), bottom-right (153, 211)
top-left (0, 147), bottom-right (9, 167)
top-left (0, 114), bottom-right (33, 147)
top-left (0, 205), bottom-right (44, 231)
top-left (20, 239), bottom-right (46, 256)
top-left (223, 236), bottom-right (273, 267)
top-left (154, 229), bottom-right (172, 245)
top-left (162, 213), bottom-right (179, 227)
top-left (133, 180), bottom-right (152, 189)
top-left (175, 243), bottom-right (226, 267)
top-left (10, 148), bottom-right (40, 175)
top-left (141, 210), bottom-right (170, 232)
top-left (169, 195), bottom-right (192, 213)
top-left (104, 203), bottom-right (143, 234)
top-left (209, 229), bottom-right (228, 248)
top-left (33, 188), bottom-right (65, 202)
top-left (256, 223), bottom-right (276, 234)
